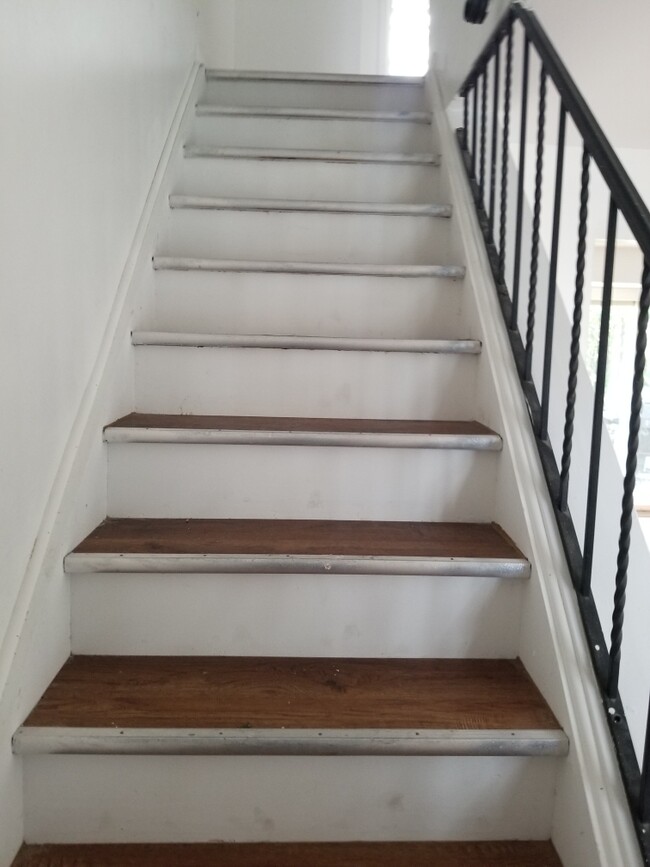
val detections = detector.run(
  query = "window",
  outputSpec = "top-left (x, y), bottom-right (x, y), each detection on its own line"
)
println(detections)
top-left (388, 0), bottom-right (430, 76)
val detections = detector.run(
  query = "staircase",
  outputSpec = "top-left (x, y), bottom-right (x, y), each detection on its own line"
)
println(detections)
top-left (12, 71), bottom-right (566, 866)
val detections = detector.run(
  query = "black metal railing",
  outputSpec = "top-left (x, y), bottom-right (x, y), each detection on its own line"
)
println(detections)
top-left (458, 4), bottom-right (650, 862)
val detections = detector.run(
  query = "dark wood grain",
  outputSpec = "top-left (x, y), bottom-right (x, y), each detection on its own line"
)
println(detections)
top-left (107, 412), bottom-right (498, 437)
top-left (12, 841), bottom-right (564, 866)
top-left (72, 518), bottom-right (524, 560)
top-left (23, 656), bottom-right (559, 730)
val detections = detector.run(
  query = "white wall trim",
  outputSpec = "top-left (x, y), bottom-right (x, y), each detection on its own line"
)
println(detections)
top-left (427, 70), bottom-right (643, 867)
top-left (0, 61), bottom-right (203, 699)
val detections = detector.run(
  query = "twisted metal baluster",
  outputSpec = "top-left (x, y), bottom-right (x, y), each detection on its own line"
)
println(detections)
top-left (607, 260), bottom-right (650, 698)
top-left (498, 21), bottom-right (513, 283)
top-left (463, 90), bottom-right (469, 150)
top-left (582, 200), bottom-right (617, 597)
top-left (524, 67), bottom-right (547, 381)
top-left (489, 46), bottom-right (500, 236)
top-left (472, 82), bottom-right (479, 178)
top-left (510, 34), bottom-right (530, 331)
top-left (480, 68), bottom-right (488, 203)
top-left (559, 147), bottom-right (590, 511)
top-left (539, 104), bottom-right (567, 440)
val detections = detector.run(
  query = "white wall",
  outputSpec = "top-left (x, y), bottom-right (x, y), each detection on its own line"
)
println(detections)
top-left (531, 1), bottom-right (650, 227)
top-left (532, 0), bottom-right (650, 152)
top-left (0, 3), bottom-right (198, 862)
top-left (429, 0), bottom-right (509, 105)
top-left (196, 0), bottom-right (391, 75)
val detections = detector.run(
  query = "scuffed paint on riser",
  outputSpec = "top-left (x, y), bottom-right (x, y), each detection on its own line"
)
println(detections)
top-left (158, 208), bottom-right (455, 266)
top-left (151, 270), bottom-right (464, 339)
top-left (176, 156), bottom-right (444, 203)
top-left (134, 346), bottom-right (479, 420)
top-left (106, 443), bottom-right (499, 521)
top-left (71, 571), bottom-right (523, 658)
top-left (23, 754), bottom-right (558, 843)
top-left (189, 115), bottom-right (436, 154)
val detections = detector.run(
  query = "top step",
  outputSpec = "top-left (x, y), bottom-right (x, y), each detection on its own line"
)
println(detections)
top-left (203, 69), bottom-right (428, 114)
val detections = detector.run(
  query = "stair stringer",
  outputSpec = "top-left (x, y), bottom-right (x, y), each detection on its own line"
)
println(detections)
top-left (426, 71), bottom-right (642, 867)
top-left (0, 62), bottom-right (204, 867)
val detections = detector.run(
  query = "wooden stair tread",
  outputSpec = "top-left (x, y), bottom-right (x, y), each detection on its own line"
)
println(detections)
top-left (12, 841), bottom-right (564, 866)
top-left (23, 657), bottom-right (559, 730)
top-left (71, 518), bottom-right (523, 559)
top-left (107, 413), bottom-right (498, 438)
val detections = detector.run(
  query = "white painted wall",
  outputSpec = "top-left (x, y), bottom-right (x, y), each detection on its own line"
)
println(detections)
top-left (532, 0), bottom-right (650, 152)
top-left (429, 0), bottom-right (509, 105)
top-left (0, 3), bottom-right (198, 862)
top-left (530, 1), bottom-right (650, 245)
top-left (196, 0), bottom-right (391, 75)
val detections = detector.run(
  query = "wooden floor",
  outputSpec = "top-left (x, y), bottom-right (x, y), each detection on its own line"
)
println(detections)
top-left (72, 518), bottom-right (524, 560)
top-left (24, 656), bottom-right (558, 730)
top-left (107, 412), bottom-right (498, 437)
top-left (12, 841), bottom-right (564, 866)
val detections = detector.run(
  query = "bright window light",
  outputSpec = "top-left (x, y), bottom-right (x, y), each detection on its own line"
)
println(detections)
top-left (388, 0), bottom-right (430, 76)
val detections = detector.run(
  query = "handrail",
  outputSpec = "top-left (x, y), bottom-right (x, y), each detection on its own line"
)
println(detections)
top-left (457, 3), bottom-right (650, 862)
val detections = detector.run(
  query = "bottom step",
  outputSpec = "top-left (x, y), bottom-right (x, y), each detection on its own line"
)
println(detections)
top-left (12, 841), bottom-right (563, 866)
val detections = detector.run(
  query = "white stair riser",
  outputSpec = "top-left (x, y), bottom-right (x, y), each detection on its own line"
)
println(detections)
top-left (176, 157), bottom-right (444, 203)
top-left (134, 347), bottom-right (479, 419)
top-left (190, 115), bottom-right (436, 154)
top-left (159, 209), bottom-right (454, 265)
top-left (106, 443), bottom-right (498, 521)
top-left (151, 271), bottom-right (463, 338)
top-left (24, 755), bottom-right (558, 843)
top-left (71, 572), bottom-right (523, 657)
top-left (203, 79), bottom-right (427, 113)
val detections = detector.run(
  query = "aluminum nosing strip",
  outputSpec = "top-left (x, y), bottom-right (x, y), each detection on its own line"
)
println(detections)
top-left (168, 195), bottom-right (452, 218)
top-left (195, 104), bottom-right (432, 124)
top-left (152, 258), bottom-right (465, 279)
top-left (103, 428), bottom-right (502, 451)
top-left (183, 145), bottom-right (441, 166)
top-left (131, 333), bottom-right (481, 354)
top-left (204, 70), bottom-right (425, 86)
top-left (13, 727), bottom-right (568, 757)
top-left (63, 553), bottom-right (531, 579)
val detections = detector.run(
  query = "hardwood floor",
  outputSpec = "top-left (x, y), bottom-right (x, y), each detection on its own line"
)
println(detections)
top-left (24, 656), bottom-right (558, 730)
top-left (107, 412), bottom-right (498, 437)
top-left (12, 841), bottom-right (564, 866)
top-left (71, 518), bottom-right (524, 560)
